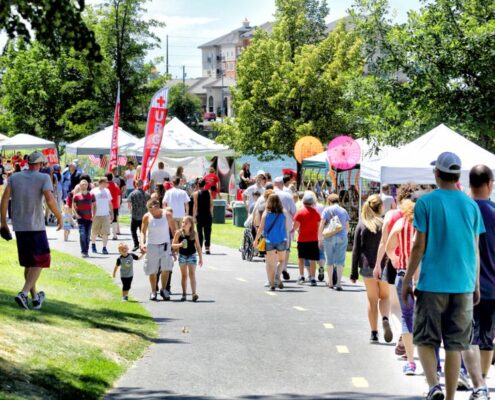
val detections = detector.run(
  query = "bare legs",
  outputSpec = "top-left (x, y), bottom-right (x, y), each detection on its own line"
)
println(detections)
top-left (462, 345), bottom-right (487, 389)
top-left (179, 264), bottom-right (197, 296)
top-left (363, 278), bottom-right (390, 332)
top-left (22, 267), bottom-right (42, 297)
top-left (418, 346), bottom-right (460, 400)
top-left (265, 251), bottom-right (277, 287)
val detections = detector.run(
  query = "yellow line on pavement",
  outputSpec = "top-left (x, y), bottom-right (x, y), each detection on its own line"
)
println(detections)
top-left (265, 291), bottom-right (277, 296)
top-left (293, 306), bottom-right (307, 311)
top-left (336, 345), bottom-right (349, 353)
top-left (323, 323), bottom-right (334, 329)
top-left (236, 278), bottom-right (247, 282)
top-left (352, 377), bottom-right (369, 388)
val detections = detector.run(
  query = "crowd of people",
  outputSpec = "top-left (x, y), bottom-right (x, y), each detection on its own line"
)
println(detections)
top-left (240, 156), bottom-right (494, 400)
top-left (1, 154), bottom-right (222, 306)
top-left (1, 151), bottom-right (494, 400)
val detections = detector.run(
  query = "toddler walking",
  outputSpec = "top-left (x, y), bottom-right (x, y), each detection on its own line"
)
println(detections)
top-left (63, 204), bottom-right (75, 241)
top-left (113, 243), bottom-right (143, 301)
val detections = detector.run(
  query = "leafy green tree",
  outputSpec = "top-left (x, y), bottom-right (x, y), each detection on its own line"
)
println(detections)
top-left (350, 0), bottom-right (495, 149)
top-left (216, 0), bottom-right (364, 159)
top-left (0, 41), bottom-right (103, 143)
top-left (168, 83), bottom-right (202, 127)
top-left (0, 0), bottom-right (101, 61)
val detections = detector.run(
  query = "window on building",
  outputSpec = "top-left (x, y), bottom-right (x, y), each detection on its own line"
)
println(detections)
top-left (208, 96), bottom-right (214, 113)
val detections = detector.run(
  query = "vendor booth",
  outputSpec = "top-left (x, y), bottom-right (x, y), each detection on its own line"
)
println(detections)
top-left (0, 133), bottom-right (56, 151)
top-left (65, 126), bottom-right (138, 155)
top-left (361, 124), bottom-right (495, 187)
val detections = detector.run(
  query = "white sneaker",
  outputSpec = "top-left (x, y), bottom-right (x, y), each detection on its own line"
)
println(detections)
top-left (32, 291), bottom-right (45, 310)
top-left (469, 387), bottom-right (489, 400)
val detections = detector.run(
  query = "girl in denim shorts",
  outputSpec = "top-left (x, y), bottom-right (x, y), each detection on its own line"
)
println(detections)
top-left (172, 215), bottom-right (203, 302)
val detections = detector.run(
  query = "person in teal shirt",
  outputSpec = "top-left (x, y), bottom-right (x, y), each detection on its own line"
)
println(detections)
top-left (402, 152), bottom-right (485, 400)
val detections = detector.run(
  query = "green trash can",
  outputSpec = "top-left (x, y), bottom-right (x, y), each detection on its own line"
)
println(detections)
top-left (213, 199), bottom-right (227, 224)
top-left (233, 202), bottom-right (248, 227)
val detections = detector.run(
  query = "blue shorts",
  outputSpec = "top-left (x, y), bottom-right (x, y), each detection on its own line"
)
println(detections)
top-left (323, 235), bottom-right (347, 266)
top-left (179, 253), bottom-right (197, 266)
top-left (266, 241), bottom-right (287, 252)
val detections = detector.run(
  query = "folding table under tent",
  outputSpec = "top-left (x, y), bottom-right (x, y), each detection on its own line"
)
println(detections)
top-left (360, 124), bottom-right (495, 187)
top-left (0, 133), bottom-right (56, 151)
top-left (65, 126), bottom-right (139, 155)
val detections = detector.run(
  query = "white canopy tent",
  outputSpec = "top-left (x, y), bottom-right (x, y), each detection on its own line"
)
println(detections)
top-left (126, 117), bottom-right (234, 158)
top-left (0, 133), bottom-right (56, 151)
top-left (302, 138), bottom-right (396, 169)
top-left (361, 124), bottom-right (495, 187)
top-left (65, 126), bottom-right (139, 155)
top-left (0, 133), bottom-right (9, 141)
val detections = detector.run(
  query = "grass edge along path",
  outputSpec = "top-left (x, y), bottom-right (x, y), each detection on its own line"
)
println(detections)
top-left (0, 240), bottom-right (157, 400)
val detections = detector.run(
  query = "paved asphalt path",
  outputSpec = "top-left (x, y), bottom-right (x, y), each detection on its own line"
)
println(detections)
top-left (46, 225), bottom-right (491, 400)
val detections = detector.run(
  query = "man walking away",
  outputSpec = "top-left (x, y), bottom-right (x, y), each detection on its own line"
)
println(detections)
top-left (72, 179), bottom-right (95, 257)
top-left (460, 165), bottom-right (495, 400)
top-left (380, 184), bottom-right (396, 214)
top-left (150, 162), bottom-right (170, 192)
top-left (163, 177), bottom-right (190, 230)
top-left (90, 177), bottom-right (113, 255)
top-left (128, 179), bottom-right (150, 251)
top-left (106, 173), bottom-right (121, 240)
top-left (0, 151), bottom-right (63, 310)
top-left (141, 199), bottom-right (176, 301)
top-left (193, 179), bottom-right (213, 254)
top-left (402, 152), bottom-right (484, 400)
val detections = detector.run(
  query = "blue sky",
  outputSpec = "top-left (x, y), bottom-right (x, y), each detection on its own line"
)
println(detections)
top-left (1, 0), bottom-right (423, 79)
top-left (139, 0), bottom-right (423, 78)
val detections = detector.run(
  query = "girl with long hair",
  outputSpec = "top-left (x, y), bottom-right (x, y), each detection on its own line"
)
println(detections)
top-left (172, 215), bottom-right (203, 302)
top-left (351, 194), bottom-right (392, 343)
top-left (254, 194), bottom-right (290, 290)
top-left (386, 199), bottom-right (417, 375)
top-left (239, 163), bottom-right (252, 190)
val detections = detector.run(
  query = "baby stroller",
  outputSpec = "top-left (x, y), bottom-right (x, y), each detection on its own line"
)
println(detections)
top-left (240, 218), bottom-right (265, 262)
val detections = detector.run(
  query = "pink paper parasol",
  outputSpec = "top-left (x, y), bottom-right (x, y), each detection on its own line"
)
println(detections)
top-left (327, 136), bottom-right (361, 170)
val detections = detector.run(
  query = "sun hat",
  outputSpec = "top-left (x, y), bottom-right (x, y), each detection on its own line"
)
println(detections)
top-left (274, 176), bottom-right (284, 184)
top-left (431, 152), bottom-right (462, 173)
top-left (302, 193), bottom-right (315, 205)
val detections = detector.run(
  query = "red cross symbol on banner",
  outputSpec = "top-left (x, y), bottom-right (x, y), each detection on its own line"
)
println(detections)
top-left (156, 96), bottom-right (167, 107)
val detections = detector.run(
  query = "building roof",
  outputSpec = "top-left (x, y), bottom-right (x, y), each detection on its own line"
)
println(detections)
top-left (203, 77), bottom-right (237, 89)
top-left (199, 25), bottom-right (252, 48)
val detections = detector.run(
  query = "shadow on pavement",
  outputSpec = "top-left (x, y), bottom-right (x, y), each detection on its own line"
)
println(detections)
top-left (106, 388), bottom-right (422, 400)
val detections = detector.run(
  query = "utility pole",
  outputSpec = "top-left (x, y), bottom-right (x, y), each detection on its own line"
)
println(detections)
top-left (166, 35), bottom-right (169, 75)
top-left (182, 65), bottom-right (186, 85)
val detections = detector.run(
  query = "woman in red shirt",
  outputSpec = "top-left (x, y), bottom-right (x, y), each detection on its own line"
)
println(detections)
top-left (203, 167), bottom-right (221, 200)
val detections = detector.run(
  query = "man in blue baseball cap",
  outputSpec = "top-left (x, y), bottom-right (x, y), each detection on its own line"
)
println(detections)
top-left (402, 152), bottom-right (485, 400)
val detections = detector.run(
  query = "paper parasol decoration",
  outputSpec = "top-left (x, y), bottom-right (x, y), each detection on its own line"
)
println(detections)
top-left (327, 136), bottom-right (361, 170)
top-left (294, 136), bottom-right (324, 164)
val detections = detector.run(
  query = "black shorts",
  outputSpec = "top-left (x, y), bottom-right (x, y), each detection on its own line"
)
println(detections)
top-left (121, 276), bottom-right (133, 291)
top-left (15, 231), bottom-right (51, 268)
top-left (112, 208), bottom-right (119, 223)
top-left (472, 299), bottom-right (495, 351)
top-left (297, 241), bottom-right (320, 261)
top-left (383, 258), bottom-right (397, 285)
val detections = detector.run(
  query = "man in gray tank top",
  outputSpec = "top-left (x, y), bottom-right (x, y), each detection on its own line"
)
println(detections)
top-left (141, 199), bottom-right (176, 301)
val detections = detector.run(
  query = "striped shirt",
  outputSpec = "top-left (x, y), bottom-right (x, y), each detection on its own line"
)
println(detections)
top-left (396, 217), bottom-right (416, 271)
top-left (73, 192), bottom-right (95, 221)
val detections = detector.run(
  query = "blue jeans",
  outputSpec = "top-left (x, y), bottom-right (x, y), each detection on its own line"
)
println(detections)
top-left (395, 274), bottom-right (415, 334)
top-left (78, 219), bottom-right (92, 254)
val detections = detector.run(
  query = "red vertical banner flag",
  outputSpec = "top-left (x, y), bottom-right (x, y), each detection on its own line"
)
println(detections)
top-left (108, 81), bottom-right (120, 172)
top-left (42, 148), bottom-right (59, 165)
top-left (140, 87), bottom-right (169, 189)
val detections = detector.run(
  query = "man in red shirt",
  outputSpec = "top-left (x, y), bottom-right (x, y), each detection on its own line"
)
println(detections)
top-left (72, 179), bottom-right (95, 257)
top-left (203, 167), bottom-right (221, 200)
top-left (293, 193), bottom-right (321, 286)
top-left (106, 173), bottom-right (121, 240)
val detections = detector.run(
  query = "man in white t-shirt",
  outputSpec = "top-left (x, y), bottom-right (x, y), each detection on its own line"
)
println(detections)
top-left (124, 161), bottom-right (136, 197)
top-left (243, 171), bottom-right (266, 210)
top-left (150, 162), bottom-right (170, 191)
top-left (163, 177), bottom-right (190, 229)
top-left (380, 184), bottom-right (396, 215)
top-left (90, 177), bottom-right (113, 254)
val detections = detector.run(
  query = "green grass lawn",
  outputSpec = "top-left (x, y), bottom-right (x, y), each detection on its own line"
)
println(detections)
top-left (0, 240), bottom-right (157, 400)
top-left (211, 219), bottom-right (354, 279)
